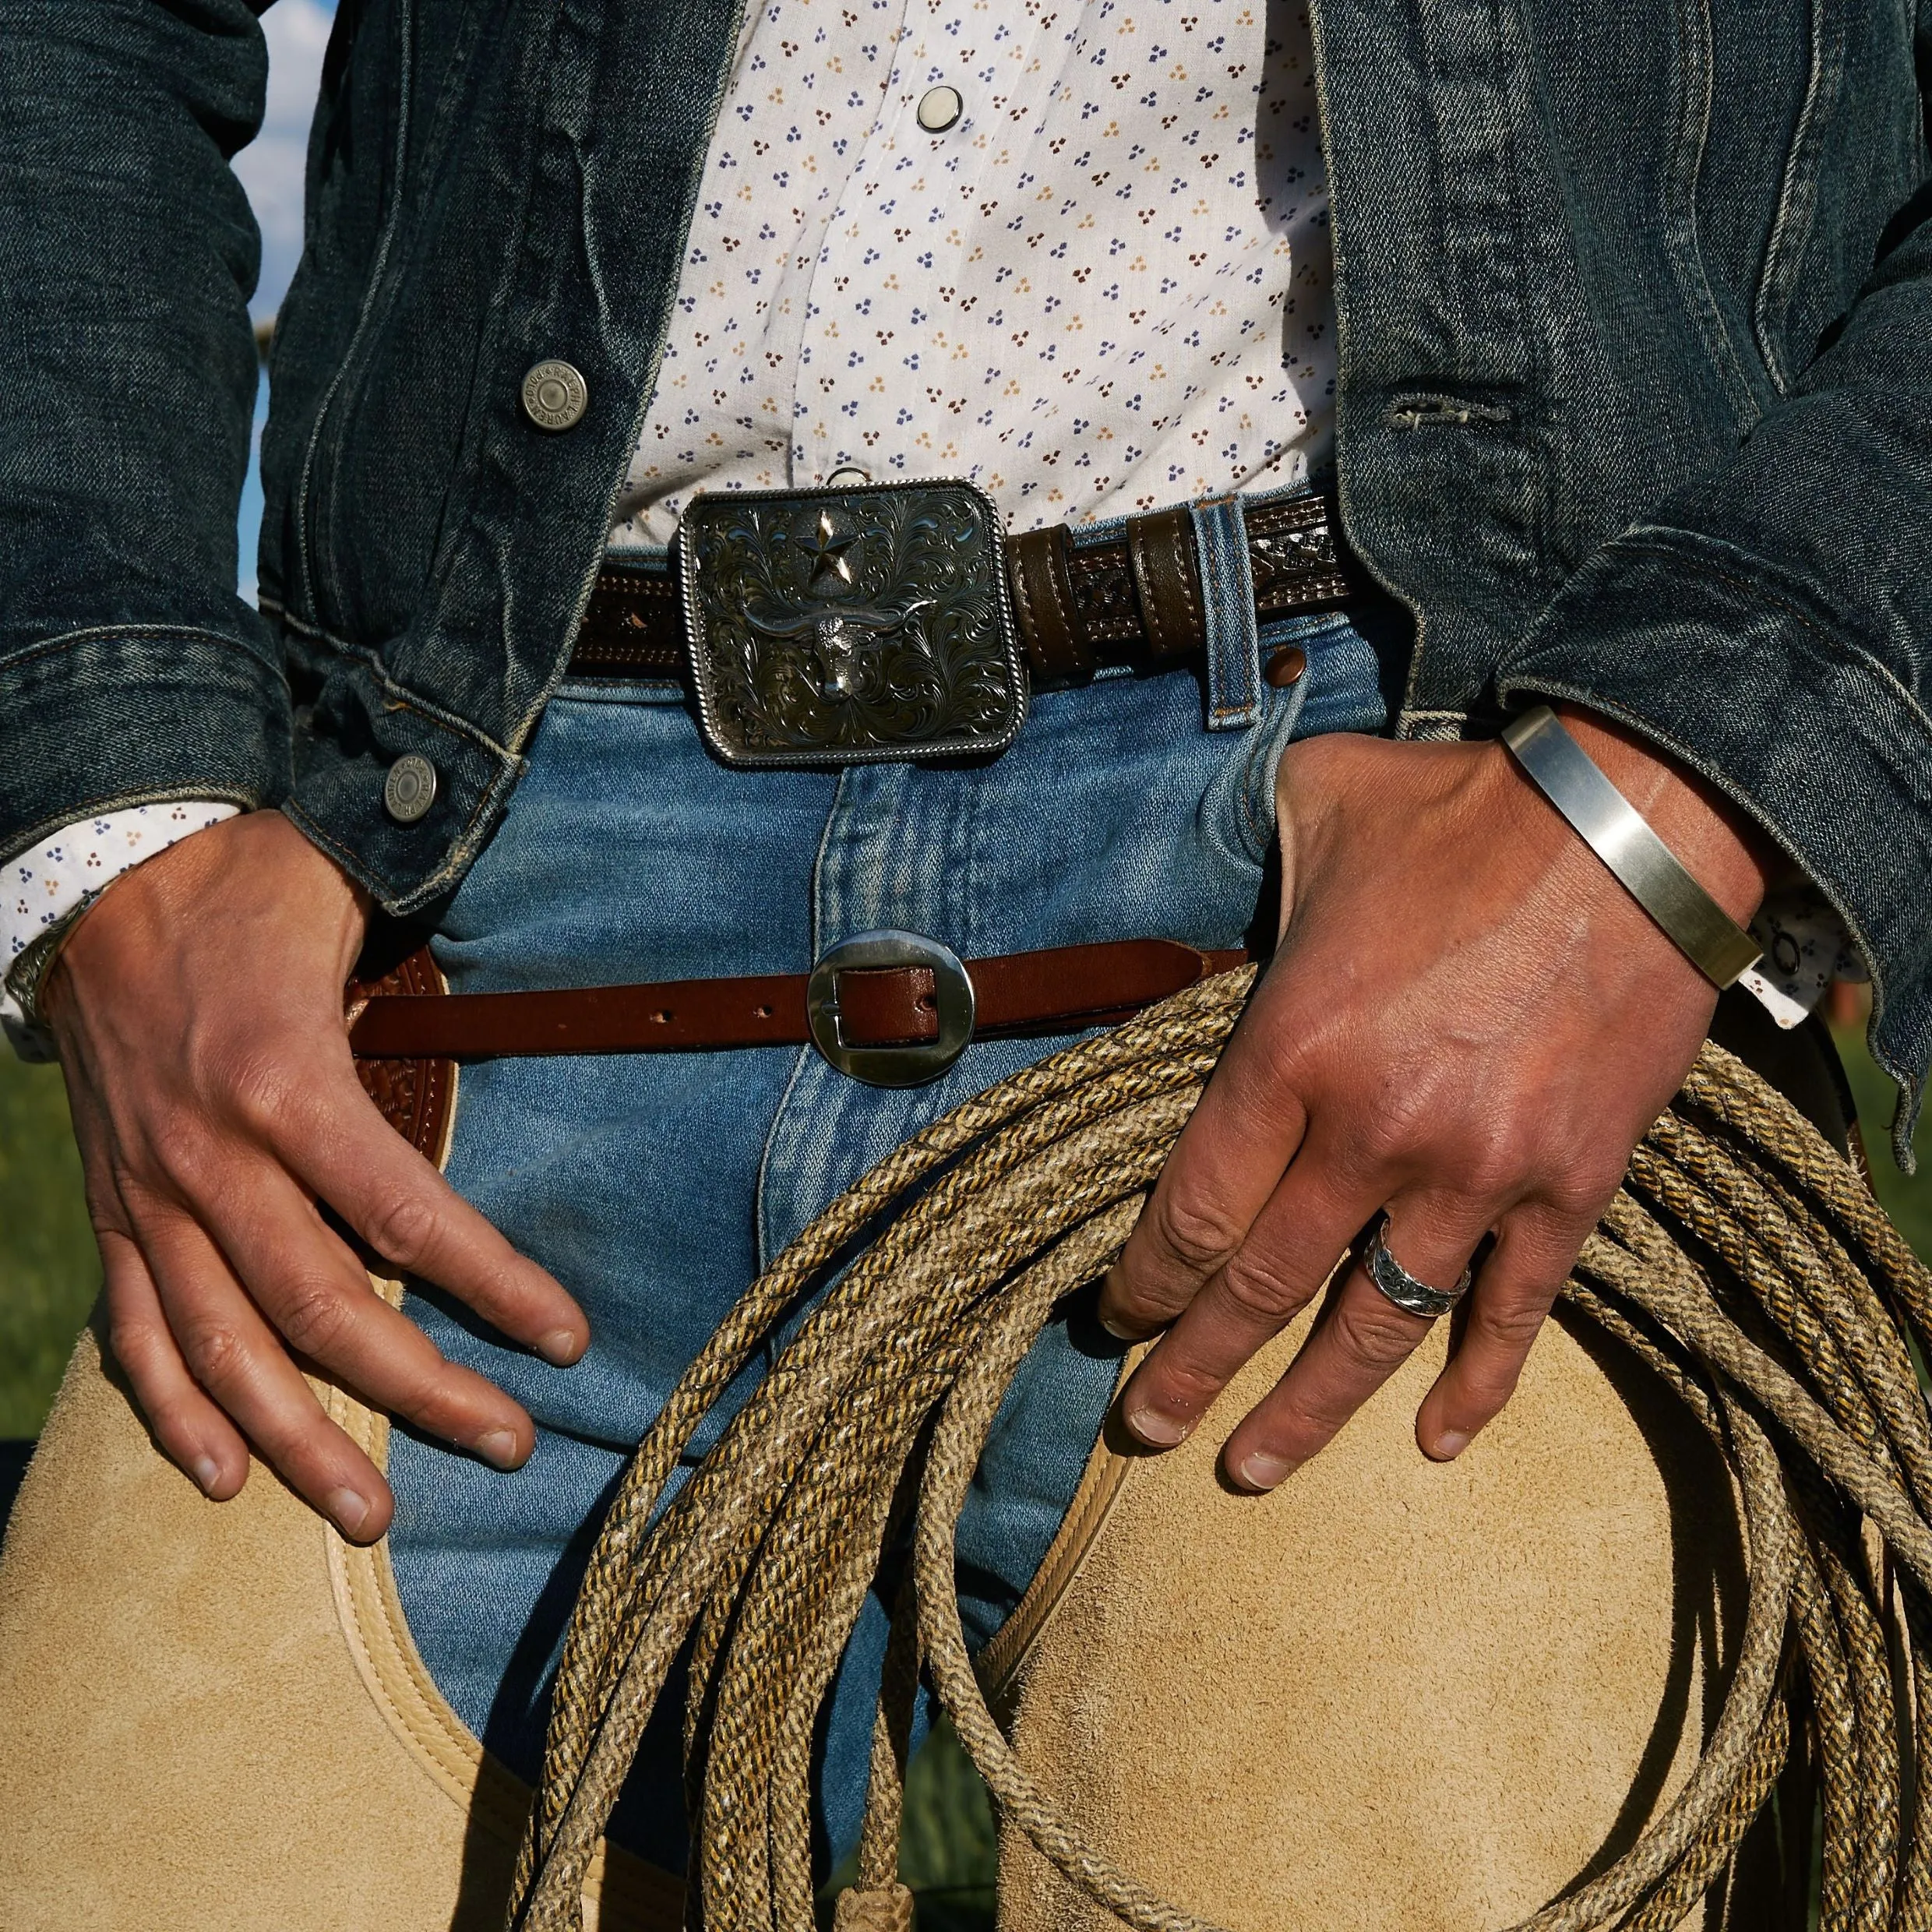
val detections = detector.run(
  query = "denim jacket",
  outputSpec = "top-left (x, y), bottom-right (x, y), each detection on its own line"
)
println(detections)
top-left (2, 0), bottom-right (1929, 1148)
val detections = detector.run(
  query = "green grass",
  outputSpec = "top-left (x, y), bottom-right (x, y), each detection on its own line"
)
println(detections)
top-left (0, 1052), bottom-right (97, 1437)
top-left (1834, 1020), bottom-right (1932, 1260)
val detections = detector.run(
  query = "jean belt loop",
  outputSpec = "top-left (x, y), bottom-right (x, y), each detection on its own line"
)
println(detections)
top-left (1192, 494), bottom-right (1260, 732)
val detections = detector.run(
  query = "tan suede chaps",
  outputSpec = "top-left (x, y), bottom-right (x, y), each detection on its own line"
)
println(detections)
top-left (0, 995), bottom-right (1870, 1932)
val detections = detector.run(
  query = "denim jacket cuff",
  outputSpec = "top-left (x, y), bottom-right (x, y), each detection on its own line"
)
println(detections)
top-left (1497, 530), bottom-right (1932, 1170)
top-left (0, 626), bottom-right (292, 873)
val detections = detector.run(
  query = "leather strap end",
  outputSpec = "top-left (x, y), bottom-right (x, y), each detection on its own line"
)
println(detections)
top-left (1125, 506), bottom-right (1207, 662)
top-left (1008, 524), bottom-right (1091, 681)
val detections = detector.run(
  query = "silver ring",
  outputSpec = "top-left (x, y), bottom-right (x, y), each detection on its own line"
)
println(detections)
top-left (1364, 1215), bottom-right (1472, 1320)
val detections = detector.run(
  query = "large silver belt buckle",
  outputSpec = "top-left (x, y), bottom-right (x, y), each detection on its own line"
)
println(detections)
top-left (806, 930), bottom-right (975, 1088)
top-left (679, 481), bottom-right (1028, 768)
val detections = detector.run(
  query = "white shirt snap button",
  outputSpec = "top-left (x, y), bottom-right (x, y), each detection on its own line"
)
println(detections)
top-left (915, 86), bottom-right (963, 133)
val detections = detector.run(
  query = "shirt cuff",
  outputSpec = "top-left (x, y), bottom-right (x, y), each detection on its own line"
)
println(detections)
top-left (2, 801), bottom-right (241, 1058)
top-left (1740, 882), bottom-right (1867, 1031)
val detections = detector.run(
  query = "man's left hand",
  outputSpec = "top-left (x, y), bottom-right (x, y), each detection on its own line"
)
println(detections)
top-left (1097, 706), bottom-right (1774, 1488)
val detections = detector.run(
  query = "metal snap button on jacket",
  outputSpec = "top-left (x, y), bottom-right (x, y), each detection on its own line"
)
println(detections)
top-left (520, 359), bottom-right (588, 431)
top-left (383, 753), bottom-right (438, 824)
top-left (916, 86), bottom-right (963, 132)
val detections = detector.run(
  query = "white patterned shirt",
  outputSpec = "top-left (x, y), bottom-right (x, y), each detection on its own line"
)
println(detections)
top-left (608, 0), bottom-right (1336, 545)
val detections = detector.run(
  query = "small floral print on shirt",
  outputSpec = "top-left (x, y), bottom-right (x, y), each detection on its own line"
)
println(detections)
top-left (609, 0), bottom-right (1335, 547)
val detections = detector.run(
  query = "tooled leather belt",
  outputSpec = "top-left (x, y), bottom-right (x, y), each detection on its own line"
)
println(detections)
top-left (567, 484), bottom-right (1356, 769)
top-left (347, 933), bottom-right (1253, 1153)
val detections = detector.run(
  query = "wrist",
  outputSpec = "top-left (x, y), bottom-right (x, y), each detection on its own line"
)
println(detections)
top-left (1548, 704), bottom-right (1773, 927)
top-left (41, 810), bottom-right (369, 1034)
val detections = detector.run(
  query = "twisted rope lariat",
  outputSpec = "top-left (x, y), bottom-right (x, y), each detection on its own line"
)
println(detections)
top-left (506, 968), bottom-right (1932, 1932)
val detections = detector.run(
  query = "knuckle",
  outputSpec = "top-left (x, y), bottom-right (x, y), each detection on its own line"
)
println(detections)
top-left (1148, 1188), bottom-right (1243, 1277)
top-left (272, 1280), bottom-right (355, 1359)
top-left (1476, 1293), bottom-right (1550, 1352)
top-left (1544, 1158), bottom-right (1626, 1222)
top-left (390, 1359), bottom-right (470, 1434)
top-left (1456, 1126), bottom-right (1529, 1204)
top-left (206, 1042), bottom-right (289, 1125)
top-left (148, 1112), bottom-right (223, 1200)
top-left (104, 1306), bottom-right (160, 1377)
top-left (1330, 1295), bottom-right (1423, 1373)
top-left (359, 1186), bottom-right (442, 1272)
top-left (1216, 1249), bottom-right (1310, 1327)
top-left (1142, 1350), bottom-right (1225, 1419)
top-left (1348, 1079), bottom-right (1441, 1175)
top-left (179, 1319), bottom-right (249, 1393)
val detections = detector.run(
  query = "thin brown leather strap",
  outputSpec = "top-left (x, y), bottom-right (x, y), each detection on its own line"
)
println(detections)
top-left (347, 938), bottom-right (1250, 1060)
top-left (1123, 506), bottom-right (1205, 662)
top-left (970, 939), bottom-right (1243, 1031)
top-left (350, 973), bottom-right (810, 1058)
top-left (1007, 526), bottom-right (1091, 681)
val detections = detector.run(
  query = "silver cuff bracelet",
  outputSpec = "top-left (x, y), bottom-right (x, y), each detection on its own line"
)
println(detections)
top-left (1500, 705), bottom-right (1763, 990)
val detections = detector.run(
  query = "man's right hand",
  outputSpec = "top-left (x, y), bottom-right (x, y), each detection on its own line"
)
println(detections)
top-left (40, 809), bottom-right (588, 1542)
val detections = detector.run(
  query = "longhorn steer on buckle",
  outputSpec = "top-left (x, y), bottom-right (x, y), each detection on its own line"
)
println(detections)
top-left (806, 931), bottom-right (976, 1087)
top-left (679, 481), bottom-right (1028, 768)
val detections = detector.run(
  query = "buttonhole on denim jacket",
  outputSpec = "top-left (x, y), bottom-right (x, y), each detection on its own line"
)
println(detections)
top-left (1386, 392), bottom-right (1514, 432)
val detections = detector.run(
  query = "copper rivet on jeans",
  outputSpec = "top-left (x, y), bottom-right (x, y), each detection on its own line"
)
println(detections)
top-left (520, 359), bottom-right (588, 431)
top-left (383, 753), bottom-right (439, 825)
top-left (1264, 644), bottom-right (1307, 688)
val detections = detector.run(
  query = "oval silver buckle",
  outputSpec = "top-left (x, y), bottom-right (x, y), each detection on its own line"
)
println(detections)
top-left (806, 929), bottom-right (976, 1088)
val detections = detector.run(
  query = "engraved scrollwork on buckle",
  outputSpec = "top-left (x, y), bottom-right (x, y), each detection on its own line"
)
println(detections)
top-left (678, 481), bottom-right (1028, 768)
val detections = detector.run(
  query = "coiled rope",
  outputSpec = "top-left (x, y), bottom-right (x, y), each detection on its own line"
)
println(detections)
top-left (506, 967), bottom-right (1932, 1932)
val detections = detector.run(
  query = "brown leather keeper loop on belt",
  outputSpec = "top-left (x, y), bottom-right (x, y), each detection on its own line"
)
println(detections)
top-left (1007, 524), bottom-right (1091, 681)
top-left (1124, 506), bottom-right (1206, 662)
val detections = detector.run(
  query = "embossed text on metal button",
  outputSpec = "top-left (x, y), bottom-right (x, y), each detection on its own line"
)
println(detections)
top-left (916, 86), bottom-right (963, 132)
top-left (383, 753), bottom-right (439, 825)
top-left (520, 359), bottom-right (588, 432)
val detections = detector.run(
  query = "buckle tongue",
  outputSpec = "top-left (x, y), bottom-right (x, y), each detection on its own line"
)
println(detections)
top-left (679, 482), bottom-right (1028, 768)
top-left (806, 930), bottom-right (975, 1088)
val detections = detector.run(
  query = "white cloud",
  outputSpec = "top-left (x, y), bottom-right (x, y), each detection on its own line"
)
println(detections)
top-left (231, 0), bottom-right (337, 320)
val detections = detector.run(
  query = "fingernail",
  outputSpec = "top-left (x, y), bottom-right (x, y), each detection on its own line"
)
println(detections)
top-left (1098, 1311), bottom-right (1137, 1341)
top-left (1431, 1430), bottom-right (1470, 1461)
top-left (191, 1455), bottom-right (221, 1495)
top-left (327, 1487), bottom-right (372, 1537)
top-left (476, 1429), bottom-right (521, 1469)
top-left (1234, 1451), bottom-right (1296, 1492)
top-left (1124, 1404), bottom-right (1192, 1448)
top-left (538, 1327), bottom-right (585, 1367)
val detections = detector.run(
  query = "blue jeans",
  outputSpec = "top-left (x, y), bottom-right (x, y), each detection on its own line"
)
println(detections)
top-left (387, 530), bottom-right (1387, 1874)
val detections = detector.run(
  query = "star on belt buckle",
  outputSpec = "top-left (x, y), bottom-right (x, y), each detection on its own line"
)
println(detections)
top-left (678, 481), bottom-right (1028, 768)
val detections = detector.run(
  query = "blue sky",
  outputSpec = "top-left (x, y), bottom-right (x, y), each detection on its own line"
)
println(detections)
top-left (235, 0), bottom-right (337, 598)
